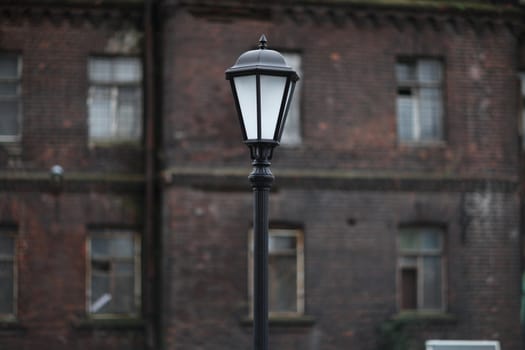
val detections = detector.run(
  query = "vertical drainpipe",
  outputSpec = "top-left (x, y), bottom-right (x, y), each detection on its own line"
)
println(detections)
top-left (517, 33), bottom-right (525, 346)
top-left (143, 0), bottom-right (158, 348)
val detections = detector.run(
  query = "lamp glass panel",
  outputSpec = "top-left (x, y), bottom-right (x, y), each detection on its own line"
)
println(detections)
top-left (260, 75), bottom-right (287, 140)
top-left (233, 75), bottom-right (258, 139)
top-left (279, 81), bottom-right (295, 141)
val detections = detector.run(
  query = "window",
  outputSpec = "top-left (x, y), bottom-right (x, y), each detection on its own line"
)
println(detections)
top-left (87, 57), bottom-right (142, 142)
top-left (0, 53), bottom-right (21, 141)
top-left (248, 228), bottom-right (304, 316)
top-left (280, 53), bottom-right (302, 146)
top-left (398, 227), bottom-right (444, 311)
top-left (0, 228), bottom-right (16, 318)
top-left (88, 230), bottom-right (141, 317)
top-left (396, 59), bottom-right (444, 143)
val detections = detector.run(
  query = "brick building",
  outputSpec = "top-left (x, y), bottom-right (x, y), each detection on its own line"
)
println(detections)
top-left (1, 0), bottom-right (525, 350)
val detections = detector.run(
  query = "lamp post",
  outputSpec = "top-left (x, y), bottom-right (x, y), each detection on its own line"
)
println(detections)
top-left (225, 35), bottom-right (299, 350)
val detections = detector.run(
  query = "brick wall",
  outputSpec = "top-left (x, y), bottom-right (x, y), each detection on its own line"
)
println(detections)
top-left (0, 15), bottom-right (143, 172)
top-left (162, 186), bottom-right (521, 350)
top-left (0, 6), bottom-right (147, 350)
top-left (162, 5), bottom-right (520, 178)
top-left (0, 191), bottom-right (145, 350)
top-left (0, 1), bottom-right (522, 350)
top-left (161, 3), bottom-right (523, 350)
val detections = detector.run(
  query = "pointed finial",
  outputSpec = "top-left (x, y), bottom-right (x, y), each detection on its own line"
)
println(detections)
top-left (258, 34), bottom-right (267, 49)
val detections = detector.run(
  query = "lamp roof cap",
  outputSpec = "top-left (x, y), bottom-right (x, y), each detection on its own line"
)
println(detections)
top-left (226, 35), bottom-right (299, 79)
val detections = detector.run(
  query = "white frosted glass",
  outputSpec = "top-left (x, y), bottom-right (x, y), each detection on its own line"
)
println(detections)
top-left (396, 96), bottom-right (414, 141)
top-left (89, 58), bottom-right (112, 82)
top-left (260, 76), bottom-right (286, 140)
top-left (280, 53), bottom-right (302, 145)
top-left (114, 57), bottom-right (142, 83)
top-left (417, 60), bottom-right (442, 83)
top-left (419, 87), bottom-right (442, 140)
top-left (280, 82), bottom-right (297, 142)
top-left (88, 87), bottom-right (112, 139)
top-left (234, 76), bottom-right (258, 139)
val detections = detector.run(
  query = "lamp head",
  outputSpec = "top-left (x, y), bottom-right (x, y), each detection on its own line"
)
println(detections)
top-left (226, 35), bottom-right (299, 149)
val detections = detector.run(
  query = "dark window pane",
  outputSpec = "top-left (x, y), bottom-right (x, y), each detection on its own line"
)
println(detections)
top-left (109, 236), bottom-right (134, 258)
top-left (422, 256), bottom-right (442, 309)
top-left (401, 267), bottom-right (417, 310)
top-left (89, 232), bottom-right (138, 315)
top-left (269, 255), bottom-right (297, 312)
top-left (91, 259), bottom-right (111, 273)
top-left (0, 261), bottom-right (14, 314)
top-left (0, 100), bottom-right (19, 136)
top-left (269, 236), bottom-right (296, 252)
top-left (399, 230), bottom-right (419, 251)
top-left (396, 62), bottom-right (415, 82)
top-left (421, 229), bottom-right (441, 250)
top-left (113, 275), bottom-right (135, 313)
top-left (0, 55), bottom-right (18, 79)
top-left (115, 261), bottom-right (134, 276)
top-left (91, 274), bottom-right (109, 302)
top-left (91, 237), bottom-right (109, 258)
top-left (0, 83), bottom-right (18, 96)
top-left (90, 274), bottom-right (110, 313)
top-left (0, 235), bottom-right (14, 257)
top-left (397, 87), bottom-right (412, 96)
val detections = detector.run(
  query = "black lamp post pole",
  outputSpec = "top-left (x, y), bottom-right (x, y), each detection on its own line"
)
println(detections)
top-left (226, 34), bottom-right (299, 350)
top-left (249, 144), bottom-right (275, 350)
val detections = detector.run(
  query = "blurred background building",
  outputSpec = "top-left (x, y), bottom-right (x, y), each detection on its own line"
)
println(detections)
top-left (0, 0), bottom-right (524, 349)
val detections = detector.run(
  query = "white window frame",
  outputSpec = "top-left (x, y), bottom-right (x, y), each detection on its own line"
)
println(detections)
top-left (280, 53), bottom-right (302, 146)
top-left (0, 54), bottom-right (22, 143)
top-left (86, 230), bottom-right (141, 318)
top-left (397, 227), bottom-right (446, 313)
top-left (396, 58), bottom-right (444, 144)
top-left (87, 56), bottom-right (143, 144)
top-left (248, 228), bottom-right (305, 317)
top-left (0, 228), bottom-right (17, 320)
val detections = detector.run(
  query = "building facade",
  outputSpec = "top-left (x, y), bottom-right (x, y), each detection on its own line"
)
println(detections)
top-left (0, 2), bottom-right (153, 349)
top-left (0, 0), bottom-right (524, 350)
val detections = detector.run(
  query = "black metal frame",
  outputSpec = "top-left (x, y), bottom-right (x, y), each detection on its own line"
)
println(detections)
top-left (227, 71), bottom-right (297, 144)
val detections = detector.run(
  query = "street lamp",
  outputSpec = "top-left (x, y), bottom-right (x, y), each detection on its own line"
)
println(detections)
top-left (225, 35), bottom-right (299, 350)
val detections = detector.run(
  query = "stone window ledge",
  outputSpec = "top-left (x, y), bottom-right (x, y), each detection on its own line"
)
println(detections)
top-left (72, 318), bottom-right (146, 330)
top-left (240, 315), bottom-right (316, 327)
top-left (392, 311), bottom-right (457, 324)
top-left (0, 319), bottom-right (27, 333)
